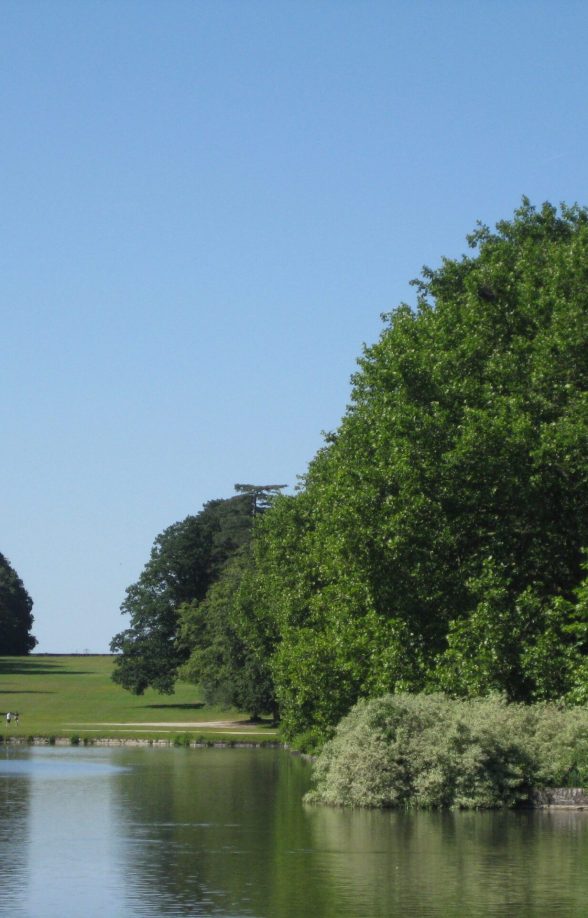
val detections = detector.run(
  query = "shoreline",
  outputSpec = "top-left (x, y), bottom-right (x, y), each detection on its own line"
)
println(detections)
top-left (1, 734), bottom-right (283, 749)
top-left (2, 736), bottom-right (587, 810)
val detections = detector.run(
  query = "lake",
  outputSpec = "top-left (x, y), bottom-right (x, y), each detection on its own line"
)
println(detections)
top-left (0, 745), bottom-right (587, 917)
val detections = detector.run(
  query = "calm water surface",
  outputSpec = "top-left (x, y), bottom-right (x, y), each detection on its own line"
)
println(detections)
top-left (0, 745), bottom-right (587, 917)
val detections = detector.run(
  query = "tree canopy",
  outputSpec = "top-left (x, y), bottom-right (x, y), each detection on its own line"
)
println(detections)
top-left (109, 201), bottom-right (588, 743)
top-left (177, 547), bottom-right (276, 719)
top-left (110, 486), bottom-right (283, 704)
top-left (247, 201), bottom-right (588, 737)
top-left (0, 552), bottom-right (37, 654)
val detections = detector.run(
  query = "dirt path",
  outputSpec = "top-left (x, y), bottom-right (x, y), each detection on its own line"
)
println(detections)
top-left (67, 720), bottom-right (277, 732)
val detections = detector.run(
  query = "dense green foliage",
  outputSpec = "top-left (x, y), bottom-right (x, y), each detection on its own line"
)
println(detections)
top-left (177, 549), bottom-right (276, 718)
top-left (111, 493), bottom-right (256, 693)
top-left (307, 693), bottom-right (588, 809)
top-left (111, 486), bottom-right (282, 710)
top-left (0, 553), bottom-right (36, 654)
top-left (247, 201), bottom-right (588, 737)
top-left (109, 201), bottom-right (587, 748)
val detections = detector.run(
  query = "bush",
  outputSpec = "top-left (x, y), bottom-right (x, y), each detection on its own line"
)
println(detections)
top-left (306, 693), bottom-right (588, 809)
top-left (287, 726), bottom-right (330, 756)
top-left (531, 703), bottom-right (588, 787)
top-left (173, 733), bottom-right (192, 748)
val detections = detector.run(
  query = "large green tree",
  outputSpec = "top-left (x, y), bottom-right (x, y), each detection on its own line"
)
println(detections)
top-left (177, 547), bottom-right (276, 718)
top-left (111, 494), bottom-right (253, 693)
top-left (111, 485), bottom-right (284, 696)
top-left (0, 553), bottom-right (37, 654)
top-left (250, 201), bottom-right (588, 737)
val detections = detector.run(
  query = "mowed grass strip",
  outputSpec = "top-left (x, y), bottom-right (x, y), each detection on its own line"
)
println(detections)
top-left (0, 655), bottom-right (277, 741)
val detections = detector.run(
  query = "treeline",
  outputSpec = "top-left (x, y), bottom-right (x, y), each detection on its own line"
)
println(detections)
top-left (110, 484), bottom-right (282, 718)
top-left (0, 553), bottom-right (36, 654)
top-left (111, 201), bottom-right (588, 742)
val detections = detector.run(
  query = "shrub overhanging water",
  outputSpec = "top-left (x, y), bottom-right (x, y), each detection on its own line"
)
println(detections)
top-left (306, 693), bottom-right (588, 809)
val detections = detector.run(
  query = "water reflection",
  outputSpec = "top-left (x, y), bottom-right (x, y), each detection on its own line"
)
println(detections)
top-left (112, 748), bottom-right (318, 917)
top-left (0, 746), bottom-right (587, 917)
top-left (306, 806), bottom-right (588, 916)
top-left (0, 747), bottom-right (30, 917)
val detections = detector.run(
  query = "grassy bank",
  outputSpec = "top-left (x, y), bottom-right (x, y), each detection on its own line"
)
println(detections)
top-left (0, 655), bottom-right (278, 743)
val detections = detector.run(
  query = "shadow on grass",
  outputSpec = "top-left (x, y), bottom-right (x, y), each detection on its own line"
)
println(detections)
top-left (142, 703), bottom-right (205, 711)
top-left (0, 690), bottom-right (54, 695)
top-left (0, 659), bottom-right (91, 676)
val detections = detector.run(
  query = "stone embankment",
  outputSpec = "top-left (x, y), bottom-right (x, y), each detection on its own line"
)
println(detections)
top-left (531, 788), bottom-right (588, 809)
top-left (3, 736), bottom-right (282, 748)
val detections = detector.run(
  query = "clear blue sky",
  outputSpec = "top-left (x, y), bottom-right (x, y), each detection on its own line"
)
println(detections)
top-left (2, 1), bottom-right (588, 653)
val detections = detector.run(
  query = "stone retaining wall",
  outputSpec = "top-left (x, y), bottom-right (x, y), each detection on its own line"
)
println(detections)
top-left (531, 787), bottom-right (588, 808)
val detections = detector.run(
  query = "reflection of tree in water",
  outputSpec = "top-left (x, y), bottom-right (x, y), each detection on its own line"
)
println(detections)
top-left (308, 806), bottom-right (588, 916)
top-left (107, 748), bottom-right (588, 917)
top-left (0, 754), bottom-right (31, 913)
top-left (3, 748), bottom-right (588, 917)
top-left (111, 747), bottom-right (333, 917)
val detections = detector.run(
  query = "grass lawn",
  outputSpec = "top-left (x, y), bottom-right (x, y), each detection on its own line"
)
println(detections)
top-left (0, 655), bottom-right (278, 743)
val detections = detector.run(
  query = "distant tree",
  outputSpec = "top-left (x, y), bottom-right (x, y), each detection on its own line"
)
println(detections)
top-left (111, 485), bottom-right (285, 696)
top-left (0, 553), bottom-right (37, 654)
top-left (178, 548), bottom-right (276, 719)
top-left (234, 483), bottom-right (287, 515)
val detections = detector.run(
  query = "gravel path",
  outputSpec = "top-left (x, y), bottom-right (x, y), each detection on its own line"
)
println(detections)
top-left (66, 720), bottom-right (277, 731)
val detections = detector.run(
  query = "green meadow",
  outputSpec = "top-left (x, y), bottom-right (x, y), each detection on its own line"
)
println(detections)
top-left (0, 655), bottom-right (277, 743)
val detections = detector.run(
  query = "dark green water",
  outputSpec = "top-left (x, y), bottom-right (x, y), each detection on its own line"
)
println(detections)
top-left (0, 746), bottom-right (587, 917)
